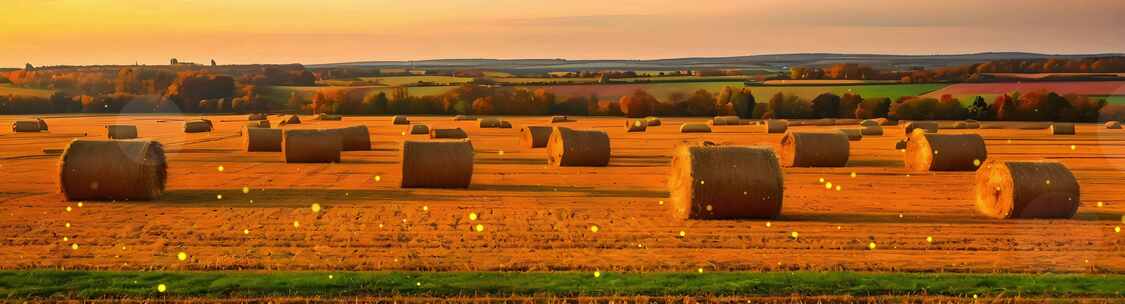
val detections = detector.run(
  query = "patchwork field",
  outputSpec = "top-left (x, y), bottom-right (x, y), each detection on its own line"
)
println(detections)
top-left (0, 115), bottom-right (1123, 301)
top-left (924, 81), bottom-right (1125, 99)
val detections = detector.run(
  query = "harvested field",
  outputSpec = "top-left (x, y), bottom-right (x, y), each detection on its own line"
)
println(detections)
top-left (924, 81), bottom-right (1125, 98)
top-left (0, 114), bottom-right (1123, 278)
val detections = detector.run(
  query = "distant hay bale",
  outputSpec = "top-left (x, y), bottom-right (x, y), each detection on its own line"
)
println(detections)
top-left (905, 132), bottom-right (987, 172)
top-left (875, 118), bottom-right (897, 126)
top-left (106, 125), bottom-right (138, 139)
top-left (58, 139), bottom-right (166, 201)
top-left (860, 125), bottom-right (884, 136)
top-left (400, 139), bottom-right (474, 188)
top-left (711, 116), bottom-right (741, 126)
top-left (282, 129), bottom-right (341, 163)
top-left (36, 118), bottom-right (48, 131)
top-left (980, 121), bottom-right (1050, 130)
top-left (904, 121), bottom-right (939, 134)
top-left (1049, 123), bottom-right (1075, 135)
top-left (953, 121), bottom-right (981, 129)
top-left (974, 160), bottom-right (1079, 219)
top-left (837, 128), bottom-right (863, 141)
top-left (546, 127), bottom-right (610, 167)
top-left (779, 132), bottom-right (849, 167)
top-left (520, 126), bottom-right (552, 148)
top-left (248, 113), bottom-right (268, 121)
top-left (759, 119), bottom-right (788, 134)
top-left (895, 139), bottom-right (907, 150)
top-left (549, 116), bottom-right (569, 123)
top-left (246, 120), bottom-right (270, 128)
top-left (392, 115), bottom-right (410, 125)
top-left (332, 125), bottom-right (372, 151)
top-left (409, 124), bottom-right (430, 135)
top-left (680, 123), bottom-right (712, 133)
top-left (833, 118), bottom-right (860, 125)
top-left (453, 115), bottom-right (477, 121)
top-left (808, 118), bottom-right (835, 126)
top-left (183, 120), bottom-right (212, 133)
top-left (625, 120), bottom-right (647, 132)
top-left (316, 113), bottom-right (342, 121)
top-left (644, 116), bottom-right (662, 126)
top-left (244, 127), bottom-right (282, 152)
top-left (859, 119), bottom-right (880, 127)
top-left (667, 142), bottom-right (783, 219)
top-left (283, 115), bottom-right (302, 125)
top-left (430, 128), bottom-right (468, 139)
top-left (499, 120), bottom-right (512, 128)
top-left (479, 118), bottom-right (502, 128)
top-left (11, 120), bottom-right (41, 132)
top-left (1106, 121), bottom-right (1122, 129)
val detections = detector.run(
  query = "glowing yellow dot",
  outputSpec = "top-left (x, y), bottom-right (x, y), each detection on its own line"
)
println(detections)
top-left (216, 194), bottom-right (223, 200)
top-left (868, 242), bottom-right (877, 250)
top-left (589, 225), bottom-right (600, 233)
top-left (658, 200), bottom-right (664, 205)
top-left (311, 203), bottom-right (322, 213)
top-left (705, 204), bottom-right (713, 211)
top-left (593, 271), bottom-right (601, 278)
top-left (850, 172), bottom-right (856, 178)
top-left (973, 159), bottom-right (981, 167)
top-left (374, 176), bottom-right (382, 182)
top-left (926, 236), bottom-right (933, 243)
top-left (765, 222), bottom-right (772, 228)
top-left (65, 222), bottom-right (71, 228)
top-left (1045, 180), bottom-right (1051, 185)
top-left (825, 182), bottom-right (833, 190)
top-left (66, 206), bottom-right (72, 212)
top-left (63, 237), bottom-right (69, 241)
top-left (242, 187), bottom-right (250, 194)
top-left (498, 150), bottom-right (505, 155)
top-left (77, 202), bottom-right (84, 208)
top-left (157, 284), bottom-right (167, 293)
top-left (1096, 201), bottom-right (1104, 208)
top-left (468, 212), bottom-right (478, 221)
top-left (1115, 226), bottom-right (1121, 233)
top-left (818, 178), bottom-right (825, 183)
top-left (835, 185), bottom-right (841, 191)
top-left (422, 206), bottom-right (429, 212)
top-left (177, 252), bottom-right (187, 261)
top-left (700, 180), bottom-right (705, 185)
top-left (328, 275), bottom-right (334, 279)
top-left (836, 226), bottom-right (842, 230)
top-left (416, 282), bottom-right (421, 286)
top-left (973, 294), bottom-right (978, 299)
top-left (679, 230), bottom-right (686, 237)
top-left (790, 231), bottom-right (799, 239)
top-left (400, 131), bottom-right (406, 136)
top-left (1070, 145), bottom-right (1076, 151)
top-left (899, 213), bottom-right (904, 218)
top-left (697, 268), bottom-right (704, 273)
top-left (243, 229), bottom-right (249, 235)
top-left (217, 165), bottom-right (224, 172)
top-left (293, 221), bottom-right (300, 228)
top-left (474, 224), bottom-right (484, 232)
top-left (71, 243), bottom-right (78, 250)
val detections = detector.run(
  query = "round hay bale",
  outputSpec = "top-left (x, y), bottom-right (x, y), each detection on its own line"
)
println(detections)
top-left (833, 118), bottom-right (860, 125)
top-left (453, 115), bottom-right (477, 121)
top-left (248, 113), bottom-right (268, 121)
top-left (1049, 123), bottom-right (1075, 135)
top-left (905, 132), bottom-right (987, 172)
top-left (400, 139), bottom-right (474, 188)
top-left (837, 128), bottom-right (863, 141)
top-left (430, 128), bottom-right (468, 139)
top-left (859, 119), bottom-right (880, 127)
top-left (11, 120), bottom-right (42, 132)
top-left (953, 121), bottom-right (981, 129)
top-left (499, 121), bottom-right (512, 128)
top-left (244, 127), bottom-right (282, 152)
top-left (184, 120), bottom-right (212, 133)
top-left (479, 118), bottom-right (502, 128)
top-left (549, 116), bottom-right (569, 123)
top-left (333, 125), bottom-right (372, 151)
top-left (668, 143), bottom-right (783, 220)
top-left (547, 127), bottom-right (610, 167)
top-left (808, 118), bottom-right (835, 126)
top-left (904, 121), bottom-right (939, 134)
top-left (282, 129), bottom-right (341, 163)
top-left (58, 139), bottom-right (166, 201)
top-left (316, 113), bottom-right (342, 121)
top-left (36, 118), bottom-right (48, 131)
top-left (760, 119), bottom-right (789, 134)
top-left (409, 124), bottom-right (430, 135)
top-left (1105, 121), bottom-right (1122, 129)
top-left (680, 123), bottom-right (712, 133)
top-left (246, 120), bottom-right (270, 129)
top-left (975, 160), bottom-right (1079, 219)
top-left (392, 115), bottom-right (410, 125)
top-left (283, 115), bottom-right (302, 125)
top-left (895, 139), bottom-right (907, 150)
top-left (106, 125), bottom-right (138, 139)
top-left (625, 120), bottom-right (647, 132)
top-left (644, 116), bottom-right (662, 126)
top-left (779, 132), bottom-right (849, 167)
top-left (860, 125), bottom-right (884, 136)
top-left (876, 118), bottom-right (897, 126)
top-left (711, 116), bottom-right (741, 126)
top-left (520, 126), bottom-right (552, 148)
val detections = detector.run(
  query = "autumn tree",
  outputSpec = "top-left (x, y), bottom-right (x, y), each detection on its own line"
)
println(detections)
top-left (618, 89), bottom-right (658, 118)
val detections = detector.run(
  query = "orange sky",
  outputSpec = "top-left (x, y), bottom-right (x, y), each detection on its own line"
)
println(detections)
top-left (2, 0), bottom-right (1123, 67)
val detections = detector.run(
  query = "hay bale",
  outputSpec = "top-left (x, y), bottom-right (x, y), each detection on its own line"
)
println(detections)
top-left (520, 126), bottom-right (552, 148)
top-left (759, 119), bottom-right (789, 134)
top-left (316, 113), bottom-right (342, 121)
top-left (980, 121), bottom-right (1050, 130)
top-left (549, 116), bottom-right (569, 123)
top-left (244, 127), bottom-right (282, 152)
top-left (905, 132), bottom-right (987, 171)
top-left (58, 139), bottom-right (166, 201)
top-left (392, 115), bottom-right (410, 125)
top-left (409, 124), bottom-right (430, 135)
top-left (644, 116), bottom-right (662, 126)
top-left (680, 123), bottom-right (712, 133)
top-left (895, 139), bottom-right (907, 150)
top-left (875, 118), bottom-right (897, 126)
top-left (283, 115), bottom-right (301, 125)
top-left (974, 160), bottom-right (1079, 219)
top-left (667, 143), bottom-right (783, 219)
top-left (183, 120), bottom-right (212, 133)
top-left (625, 120), bottom-right (647, 132)
top-left (711, 116), bottom-right (741, 126)
top-left (499, 121), bottom-right (512, 128)
top-left (106, 125), bottom-right (138, 139)
top-left (36, 118), bottom-right (48, 131)
top-left (860, 125), bottom-right (884, 136)
top-left (833, 118), bottom-right (860, 125)
top-left (246, 120), bottom-right (270, 129)
top-left (859, 119), bottom-right (880, 127)
top-left (837, 128), bottom-right (863, 141)
top-left (1049, 123), bottom-right (1075, 135)
top-left (430, 128), bottom-right (468, 139)
top-left (479, 118), bottom-right (502, 128)
top-left (282, 129), bottom-right (341, 163)
top-left (953, 121), bottom-right (981, 129)
top-left (904, 121), bottom-right (939, 134)
top-left (248, 113), bottom-right (268, 121)
top-left (453, 115), bottom-right (477, 121)
top-left (779, 132), bottom-right (849, 167)
top-left (11, 120), bottom-right (41, 132)
top-left (333, 125), bottom-right (372, 151)
top-left (808, 118), bottom-right (835, 126)
top-left (400, 139), bottom-right (474, 188)
top-left (546, 127), bottom-right (610, 167)
top-left (1105, 121), bottom-right (1122, 129)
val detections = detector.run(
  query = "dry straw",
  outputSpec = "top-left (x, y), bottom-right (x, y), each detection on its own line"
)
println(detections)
top-left (392, 115), bottom-right (410, 125)
top-left (625, 120), bottom-right (647, 132)
top-left (549, 116), bottom-right (569, 123)
top-left (499, 121), bottom-right (512, 128)
top-left (760, 119), bottom-right (788, 134)
top-left (905, 132), bottom-right (987, 171)
top-left (975, 160), bottom-right (1079, 219)
top-left (1049, 123), bottom-right (1076, 135)
top-left (184, 120), bottom-right (212, 133)
top-left (106, 125), bottom-right (138, 139)
top-left (400, 139), bottom-right (474, 188)
top-left (859, 119), bottom-right (880, 127)
top-left (244, 127), bottom-right (282, 152)
top-left (954, 120), bottom-right (981, 129)
top-left (332, 125), bottom-right (371, 151)
top-left (668, 142), bottom-right (783, 220)
top-left (711, 116), bottom-right (741, 126)
top-left (546, 127), bottom-right (610, 167)
top-left (780, 131), bottom-right (849, 167)
top-left (58, 139), bottom-right (166, 201)
top-left (282, 129), bottom-right (341, 163)
top-left (430, 128), bottom-right (468, 139)
top-left (520, 126), bottom-right (552, 148)
top-left (860, 125), bottom-right (884, 136)
top-left (479, 118), bottom-right (502, 128)
top-left (453, 115), bottom-right (477, 121)
top-left (11, 120), bottom-right (41, 132)
top-left (409, 124), bottom-right (430, 135)
top-left (680, 123), bottom-right (712, 133)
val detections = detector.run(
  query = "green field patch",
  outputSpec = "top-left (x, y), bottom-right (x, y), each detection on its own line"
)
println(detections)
top-left (0, 84), bottom-right (56, 98)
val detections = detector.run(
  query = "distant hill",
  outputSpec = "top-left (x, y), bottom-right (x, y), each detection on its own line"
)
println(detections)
top-left (311, 52), bottom-right (1125, 73)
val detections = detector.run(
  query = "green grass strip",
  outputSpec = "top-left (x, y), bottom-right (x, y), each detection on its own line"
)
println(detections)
top-left (1, 271), bottom-right (1122, 299)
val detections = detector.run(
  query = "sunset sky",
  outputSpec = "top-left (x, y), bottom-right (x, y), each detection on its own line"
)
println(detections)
top-left (2, 0), bottom-right (1123, 67)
